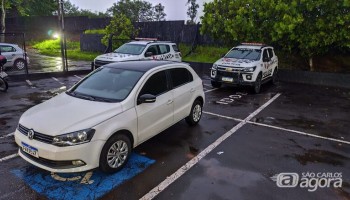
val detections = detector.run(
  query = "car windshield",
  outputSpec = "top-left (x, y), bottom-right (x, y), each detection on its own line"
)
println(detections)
top-left (67, 67), bottom-right (144, 102)
top-left (224, 48), bottom-right (261, 60)
top-left (114, 44), bottom-right (146, 55)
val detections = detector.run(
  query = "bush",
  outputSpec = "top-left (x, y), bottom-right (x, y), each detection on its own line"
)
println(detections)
top-left (84, 29), bottom-right (106, 34)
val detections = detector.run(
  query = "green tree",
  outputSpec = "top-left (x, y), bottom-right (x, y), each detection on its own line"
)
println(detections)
top-left (153, 3), bottom-right (166, 21)
top-left (107, 0), bottom-right (154, 22)
top-left (186, 0), bottom-right (199, 24)
top-left (21, 0), bottom-right (56, 16)
top-left (201, 0), bottom-right (350, 71)
top-left (101, 13), bottom-right (136, 48)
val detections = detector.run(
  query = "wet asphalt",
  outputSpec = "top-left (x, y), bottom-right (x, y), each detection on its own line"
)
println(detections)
top-left (0, 71), bottom-right (349, 200)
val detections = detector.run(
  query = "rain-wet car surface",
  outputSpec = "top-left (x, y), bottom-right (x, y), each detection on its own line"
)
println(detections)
top-left (0, 70), bottom-right (349, 200)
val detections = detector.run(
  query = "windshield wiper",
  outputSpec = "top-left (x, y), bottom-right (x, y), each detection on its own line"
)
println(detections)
top-left (67, 91), bottom-right (96, 101)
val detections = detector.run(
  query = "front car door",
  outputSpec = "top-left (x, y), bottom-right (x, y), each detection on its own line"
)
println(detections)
top-left (0, 45), bottom-right (16, 67)
top-left (261, 48), bottom-right (271, 79)
top-left (136, 70), bottom-right (174, 143)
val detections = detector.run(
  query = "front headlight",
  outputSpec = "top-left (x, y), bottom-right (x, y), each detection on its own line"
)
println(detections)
top-left (212, 64), bottom-right (218, 70)
top-left (243, 66), bottom-right (256, 72)
top-left (52, 129), bottom-right (95, 147)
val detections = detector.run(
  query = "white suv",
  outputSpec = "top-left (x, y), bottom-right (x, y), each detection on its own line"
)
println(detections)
top-left (94, 39), bottom-right (182, 68)
top-left (210, 43), bottom-right (278, 93)
top-left (15, 60), bottom-right (204, 173)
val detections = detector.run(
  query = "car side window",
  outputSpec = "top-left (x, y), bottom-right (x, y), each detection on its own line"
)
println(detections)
top-left (145, 45), bottom-right (159, 56)
top-left (268, 48), bottom-right (274, 59)
top-left (159, 44), bottom-right (170, 54)
top-left (262, 49), bottom-right (269, 61)
top-left (169, 68), bottom-right (193, 88)
top-left (139, 70), bottom-right (168, 96)
top-left (0, 46), bottom-right (15, 52)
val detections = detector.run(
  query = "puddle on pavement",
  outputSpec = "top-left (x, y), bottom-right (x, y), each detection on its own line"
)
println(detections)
top-left (293, 149), bottom-right (347, 166)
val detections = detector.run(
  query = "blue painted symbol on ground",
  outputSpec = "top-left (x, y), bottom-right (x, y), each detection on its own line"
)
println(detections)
top-left (12, 153), bottom-right (155, 200)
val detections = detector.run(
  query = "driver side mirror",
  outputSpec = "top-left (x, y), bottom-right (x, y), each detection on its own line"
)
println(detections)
top-left (137, 94), bottom-right (156, 105)
top-left (145, 52), bottom-right (153, 57)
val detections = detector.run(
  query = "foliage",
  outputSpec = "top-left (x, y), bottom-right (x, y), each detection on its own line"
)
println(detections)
top-left (84, 29), bottom-right (106, 34)
top-left (180, 43), bottom-right (230, 63)
top-left (153, 3), bottom-right (166, 21)
top-left (101, 14), bottom-right (136, 48)
top-left (200, 0), bottom-right (350, 70)
top-left (20, 0), bottom-right (56, 16)
top-left (186, 0), bottom-right (199, 24)
top-left (107, 0), bottom-right (166, 22)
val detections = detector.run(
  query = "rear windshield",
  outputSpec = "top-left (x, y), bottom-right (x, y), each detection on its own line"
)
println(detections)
top-left (114, 44), bottom-right (146, 55)
top-left (225, 48), bottom-right (261, 61)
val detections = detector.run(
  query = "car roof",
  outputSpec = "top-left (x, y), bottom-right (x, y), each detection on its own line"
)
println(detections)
top-left (104, 60), bottom-right (183, 72)
top-left (0, 43), bottom-right (18, 46)
top-left (128, 41), bottom-right (175, 45)
top-left (235, 43), bottom-right (272, 50)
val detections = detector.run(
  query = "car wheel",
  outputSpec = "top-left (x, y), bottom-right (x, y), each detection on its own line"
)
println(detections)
top-left (253, 73), bottom-right (262, 94)
top-left (99, 134), bottom-right (131, 173)
top-left (14, 59), bottom-right (26, 70)
top-left (211, 81), bottom-right (221, 88)
top-left (272, 68), bottom-right (278, 85)
top-left (0, 77), bottom-right (8, 92)
top-left (186, 100), bottom-right (203, 126)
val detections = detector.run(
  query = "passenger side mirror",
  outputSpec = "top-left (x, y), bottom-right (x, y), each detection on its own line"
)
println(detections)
top-left (145, 52), bottom-right (153, 57)
top-left (137, 94), bottom-right (156, 105)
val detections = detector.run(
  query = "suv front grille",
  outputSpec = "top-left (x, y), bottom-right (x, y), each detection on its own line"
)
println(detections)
top-left (18, 124), bottom-right (54, 144)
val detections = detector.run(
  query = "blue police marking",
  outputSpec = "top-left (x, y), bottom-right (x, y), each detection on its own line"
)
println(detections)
top-left (12, 153), bottom-right (155, 200)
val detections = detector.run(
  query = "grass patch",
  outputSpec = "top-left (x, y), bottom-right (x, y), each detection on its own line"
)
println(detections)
top-left (180, 44), bottom-right (230, 63)
top-left (32, 39), bottom-right (100, 61)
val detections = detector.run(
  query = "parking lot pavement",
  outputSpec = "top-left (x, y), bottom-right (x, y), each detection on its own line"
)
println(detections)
top-left (0, 74), bottom-right (349, 200)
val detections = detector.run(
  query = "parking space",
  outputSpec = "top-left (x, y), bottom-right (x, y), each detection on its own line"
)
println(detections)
top-left (0, 73), bottom-right (349, 199)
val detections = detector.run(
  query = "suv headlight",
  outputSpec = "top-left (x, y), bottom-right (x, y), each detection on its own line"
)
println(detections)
top-left (52, 129), bottom-right (95, 147)
top-left (212, 64), bottom-right (218, 70)
top-left (243, 66), bottom-right (256, 72)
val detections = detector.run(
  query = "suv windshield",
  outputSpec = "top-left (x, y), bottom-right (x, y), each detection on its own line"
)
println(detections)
top-left (114, 44), bottom-right (146, 55)
top-left (225, 48), bottom-right (261, 60)
top-left (67, 67), bottom-right (144, 102)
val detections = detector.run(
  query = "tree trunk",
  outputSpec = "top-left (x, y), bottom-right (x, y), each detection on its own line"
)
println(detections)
top-left (309, 57), bottom-right (314, 71)
top-left (1, 0), bottom-right (5, 43)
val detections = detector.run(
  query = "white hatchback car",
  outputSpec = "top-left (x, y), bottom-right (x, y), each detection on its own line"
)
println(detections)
top-left (0, 43), bottom-right (29, 70)
top-left (94, 40), bottom-right (182, 69)
top-left (15, 60), bottom-right (205, 173)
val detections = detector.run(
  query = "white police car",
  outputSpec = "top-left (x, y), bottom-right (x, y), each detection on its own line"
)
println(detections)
top-left (94, 38), bottom-right (182, 69)
top-left (210, 43), bottom-right (278, 93)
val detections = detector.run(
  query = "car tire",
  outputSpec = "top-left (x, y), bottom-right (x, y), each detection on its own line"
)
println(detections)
top-left (185, 100), bottom-right (203, 126)
top-left (253, 73), bottom-right (262, 94)
top-left (211, 81), bottom-right (221, 88)
top-left (272, 68), bottom-right (278, 85)
top-left (14, 59), bottom-right (26, 70)
top-left (0, 77), bottom-right (8, 92)
top-left (99, 134), bottom-right (132, 173)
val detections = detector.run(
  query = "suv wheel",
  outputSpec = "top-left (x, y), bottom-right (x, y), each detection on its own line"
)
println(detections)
top-left (272, 68), bottom-right (278, 85)
top-left (211, 81), bottom-right (221, 88)
top-left (186, 100), bottom-right (203, 126)
top-left (99, 134), bottom-right (131, 173)
top-left (253, 73), bottom-right (262, 94)
top-left (14, 59), bottom-right (26, 70)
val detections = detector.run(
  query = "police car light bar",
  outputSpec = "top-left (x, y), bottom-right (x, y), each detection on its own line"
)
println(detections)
top-left (241, 42), bottom-right (265, 46)
top-left (135, 37), bottom-right (158, 41)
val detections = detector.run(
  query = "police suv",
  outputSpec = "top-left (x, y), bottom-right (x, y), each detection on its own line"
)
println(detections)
top-left (93, 38), bottom-right (182, 69)
top-left (210, 43), bottom-right (278, 93)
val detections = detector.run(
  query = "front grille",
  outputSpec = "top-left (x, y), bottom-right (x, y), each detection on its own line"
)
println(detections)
top-left (20, 149), bottom-right (84, 169)
top-left (18, 124), bottom-right (54, 144)
top-left (94, 59), bottom-right (114, 67)
top-left (217, 71), bottom-right (240, 79)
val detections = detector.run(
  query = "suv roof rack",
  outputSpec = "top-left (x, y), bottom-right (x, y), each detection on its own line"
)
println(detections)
top-left (240, 42), bottom-right (266, 46)
top-left (134, 37), bottom-right (158, 41)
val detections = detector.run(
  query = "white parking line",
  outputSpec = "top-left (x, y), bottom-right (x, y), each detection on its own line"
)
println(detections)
top-left (25, 80), bottom-right (34, 87)
top-left (203, 111), bottom-right (243, 122)
top-left (204, 88), bottom-right (218, 93)
top-left (0, 132), bottom-right (14, 140)
top-left (0, 153), bottom-right (18, 163)
top-left (74, 75), bottom-right (83, 80)
top-left (51, 77), bottom-right (65, 85)
top-left (140, 93), bottom-right (281, 200)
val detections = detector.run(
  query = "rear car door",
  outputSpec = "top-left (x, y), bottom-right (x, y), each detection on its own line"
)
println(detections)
top-left (136, 70), bottom-right (174, 142)
top-left (169, 67), bottom-right (195, 122)
top-left (261, 49), bottom-right (270, 79)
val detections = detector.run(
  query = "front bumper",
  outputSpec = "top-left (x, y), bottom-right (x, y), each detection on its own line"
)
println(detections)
top-left (15, 129), bottom-right (105, 173)
top-left (210, 69), bottom-right (255, 86)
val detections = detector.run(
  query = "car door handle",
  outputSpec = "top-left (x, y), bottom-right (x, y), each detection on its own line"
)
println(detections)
top-left (190, 88), bottom-right (195, 93)
top-left (167, 100), bottom-right (173, 105)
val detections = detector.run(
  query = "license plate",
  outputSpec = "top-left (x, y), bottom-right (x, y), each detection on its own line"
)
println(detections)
top-left (222, 77), bottom-right (233, 82)
top-left (21, 142), bottom-right (39, 158)
top-left (0, 71), bottom-right (7, 78)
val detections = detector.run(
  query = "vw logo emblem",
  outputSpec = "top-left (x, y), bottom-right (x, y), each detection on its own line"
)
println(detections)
top-left (28, 129), bottom-right (35, 140)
